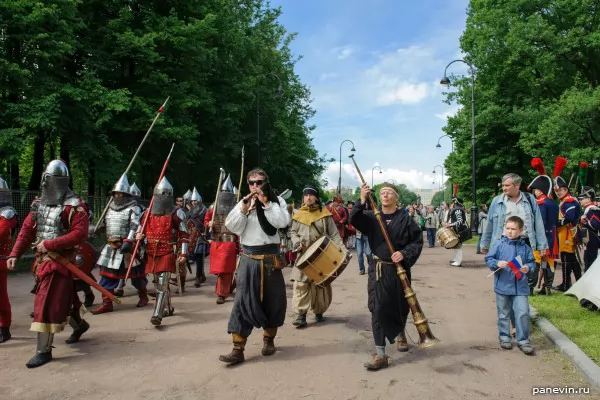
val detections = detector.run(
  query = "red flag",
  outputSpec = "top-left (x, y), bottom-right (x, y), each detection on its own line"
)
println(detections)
top-left (507, 255), bottom-right (524, 279)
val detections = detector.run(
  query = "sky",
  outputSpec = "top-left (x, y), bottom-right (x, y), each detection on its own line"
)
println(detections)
top-left (269, 0), bottom-right (470, 191)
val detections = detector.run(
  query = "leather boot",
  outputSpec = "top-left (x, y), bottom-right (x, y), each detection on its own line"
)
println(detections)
top-left (0, 327), bottom-right (11, 343)
top-left (262, 328), bottom-right (277, 356)
top-left (26, 351), bottom-right (53, 368)
top-left (396, 334), bottom-right (408, 352)
top-left (26, 333), bottom-right (53, 368)
top-left (364, 355), bottom-right (389, 370)
top-left (136, 288), bottom-right (149, 307)
top-left (91, 290), bottom-right (114, 314)
top-left (65, 320), bottom-right (90, 344)
top-left (219, 334), bottom-right (246, 364)
top-left (292, 313), bottom-right (307, 328)
top-left (83, 287), bottom-right (95, 308)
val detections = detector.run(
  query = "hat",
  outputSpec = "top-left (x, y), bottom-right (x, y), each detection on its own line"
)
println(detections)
top-left (527, 157), bottom-right (553, 197)
top-left (333, 195), bottom-right (343, 202)
top-left (452, 197), bottom-right (463, 205)
top-left (302, 184), bottom-right (319, 198)
top-left (579, 186), bottom-right (596, 200)
top-left (553, 156), bottom-right (569, 190)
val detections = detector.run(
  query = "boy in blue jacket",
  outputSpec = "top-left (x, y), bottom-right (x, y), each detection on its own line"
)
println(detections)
top-left (484, 216), bottom-right (535, 355)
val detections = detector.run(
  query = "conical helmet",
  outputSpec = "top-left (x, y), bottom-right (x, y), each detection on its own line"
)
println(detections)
top-left (221, 174), bottom-right (234, 192)
top-left (183, 189), bottom-right (192, 200)
top-left (191, 187), bottom-right (202, 202)
top-left (129, 182), bottom-right (141, 197)
top-left (151, 176), bottom-right (174, 214)
top-left (40, 159), bottom-right (71, 205)
top-left (233, 187), bottom-right (238, 196)
top-left (111, 173), bottom-right (131, 195)
top-left (0, 176), bottom-right (11, 207)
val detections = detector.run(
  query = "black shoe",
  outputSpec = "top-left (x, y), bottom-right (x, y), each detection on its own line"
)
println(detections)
top-left (0, 327), bottom-right (11, 343)
top-left (26, 351), bottom-right (53, 368)
top-left (150, 316), bottom-right (162, 326)
top-left (84, 292), bottom-right (95, 307)
top-left (292, 314), bottom-right (307, 328)
top-left (315, 314), bottom-right (326, 323)
top-left (65, 320), bottom-right (90, 344)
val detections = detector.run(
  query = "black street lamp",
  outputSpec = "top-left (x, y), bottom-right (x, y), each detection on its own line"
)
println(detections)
top-left (257, 72), bottom-right (283, 165)
top-left (371, 165), bottom-right (382, 187)
top-left (440, 59), bottom-right (477, 234)
top-left (338, 140), bottom-right (356, 194)
top-left (436, 134), bottom-right (454, 152)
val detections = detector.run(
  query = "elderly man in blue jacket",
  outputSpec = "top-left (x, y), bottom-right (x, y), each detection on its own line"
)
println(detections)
top-left (481, 173), bottom-right (548, 257)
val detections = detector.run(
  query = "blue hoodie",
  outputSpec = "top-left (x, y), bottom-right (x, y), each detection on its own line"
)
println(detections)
top-left (484, 236), bottom-right (535, 296)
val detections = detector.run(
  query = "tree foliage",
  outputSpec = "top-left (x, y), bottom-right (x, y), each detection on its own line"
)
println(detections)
top-left (0, 0), bottom-right (326, 203)
top-left (442, 0), bottom-right (600, 205)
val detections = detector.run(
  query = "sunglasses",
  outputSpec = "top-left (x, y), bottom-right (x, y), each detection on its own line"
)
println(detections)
top-left (248, 180), bottom-right (265, 186)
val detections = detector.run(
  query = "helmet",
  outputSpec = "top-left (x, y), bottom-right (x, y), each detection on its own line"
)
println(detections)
top-left (151, 176), bottom-right (174, 214)
top-left (191, 187), bottom-right (202, 202)
top-left (221, 174), bottom-right (234, 192)
top-left (40, 160), bottom-right (72, 205)
top-left (111, 173), bottom-right (131, 195)
top-left (129, 182), bottom-right (141, 197)
top-left (0, 177), bottom-right (11, 207)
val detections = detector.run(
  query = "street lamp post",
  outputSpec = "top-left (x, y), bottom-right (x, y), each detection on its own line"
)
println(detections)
top-left (432, 165), bottom-right (444, 192)
top-left (257, 72), bottom-right (284, 165)
top-left (338, 140), bottom-right (356, 194)
top-left (371, 166), bottom-right (382, 187)
top-left (440, 59), bottom-right (477, 234)
top-left (436, 134), bottom-right (454, 152)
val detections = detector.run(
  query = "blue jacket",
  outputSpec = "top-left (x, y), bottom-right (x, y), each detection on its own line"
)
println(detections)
top-left (484, 236), bottom-right (535, 296)
top-left (538, 196), bottom-right (559, 252)
top-left (481, 192), bottom-right (548, 252)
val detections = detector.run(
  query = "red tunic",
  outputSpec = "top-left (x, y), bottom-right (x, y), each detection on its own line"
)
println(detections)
top-left (144, 211), bottom-right (189, 275)
top-left (328, 204), bottom-right (348, 239)
top-left (10, 203), bottom-right (88, 333)
top-left (204, 208), bottom-right (238, 275)
top-left (0, 213), bottom-right (18, 328)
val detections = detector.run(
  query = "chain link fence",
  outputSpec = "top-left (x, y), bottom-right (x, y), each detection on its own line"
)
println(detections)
top-left (8, 191), bottom-right (150, 259)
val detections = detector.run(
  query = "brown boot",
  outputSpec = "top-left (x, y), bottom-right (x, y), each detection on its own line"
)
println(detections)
top-left (262, 329), bottom-right (277, 356)
top-left (136, 288), bottom-right (149, 307)
top-left (219, 334), bottom-right (246, 364)
top-left (396, 334), bottom-right (408, 352)
top-left (91, 290), bottom-right (114, 314)
top-left (364, 354), bottom-right (389, 370)
top-left (216, 296), bottom-right (225, 304)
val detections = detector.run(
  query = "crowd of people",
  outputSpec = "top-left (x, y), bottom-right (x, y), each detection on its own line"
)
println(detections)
top-left (0, 155), bottom-right (597, 372)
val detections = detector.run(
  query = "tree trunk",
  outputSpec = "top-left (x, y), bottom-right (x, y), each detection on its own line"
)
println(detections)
top-left (27, 133), bottom-right (46, 190)
top-left (87, 160), bottom-right (95, 196)
top-left (9, 163), bottom-right (20, 190)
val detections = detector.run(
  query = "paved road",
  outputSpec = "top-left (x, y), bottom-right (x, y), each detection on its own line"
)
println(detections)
top-left (1, 242), bottom-right (598, 400)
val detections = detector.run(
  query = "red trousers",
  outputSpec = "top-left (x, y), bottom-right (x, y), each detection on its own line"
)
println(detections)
top-left (216, 273), bottom-right (233, 297)
top-left (0, 264), bottom-right (10, 328)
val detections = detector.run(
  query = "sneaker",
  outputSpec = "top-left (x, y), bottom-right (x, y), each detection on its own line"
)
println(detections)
top-left (500, 341), bottom-right (512, 350)
top-left (359, 271), bottom-right (365, 275)
top-left (518, 344), bottom-right (534, 355)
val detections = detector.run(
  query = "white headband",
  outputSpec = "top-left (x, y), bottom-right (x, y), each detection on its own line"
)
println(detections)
top-left (380, 187), bottom-right (399, 198)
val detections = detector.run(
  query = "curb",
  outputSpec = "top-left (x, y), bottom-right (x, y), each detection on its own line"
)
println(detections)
top-left (530, 306), bottom-right (600, 391)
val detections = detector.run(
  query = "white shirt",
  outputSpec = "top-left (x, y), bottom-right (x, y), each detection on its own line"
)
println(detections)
top-left (503, 193), bottom-right (528, 237)
top-left (225, 196), bottom-right (291, 246)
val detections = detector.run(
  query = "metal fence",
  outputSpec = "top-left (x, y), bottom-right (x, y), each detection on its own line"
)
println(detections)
top-left (8, 191), bottom-right (150, 258)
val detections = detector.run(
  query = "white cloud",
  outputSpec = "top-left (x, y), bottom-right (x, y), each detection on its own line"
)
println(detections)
top-left (331, 45), bottom-right (355, 60)
top-left (435, 105), bottom-right (461, 120)
top-left (376, 82), bottom-right (430, 105)
top-left (321, 162), bottom-right (439, 192)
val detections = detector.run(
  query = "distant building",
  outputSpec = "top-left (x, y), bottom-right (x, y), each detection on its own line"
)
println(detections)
top-left (413, 188), bottom-right (439, 206)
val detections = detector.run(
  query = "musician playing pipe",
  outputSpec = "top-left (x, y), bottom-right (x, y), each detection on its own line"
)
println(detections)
top-left (289, 185), bottom-right (348, 328)
top-left (349, 183), bottom-right (423, 371)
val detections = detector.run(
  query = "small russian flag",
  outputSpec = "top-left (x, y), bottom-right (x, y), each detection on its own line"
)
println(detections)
top-left (507, 255), bottom-right (524, 279)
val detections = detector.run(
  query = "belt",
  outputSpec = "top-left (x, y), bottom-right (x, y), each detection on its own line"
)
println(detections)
top-left (373, 256), bottom-right (395, 281)
top-left (217, 234), bottom-right (237, 243)
top-left (243, 253), bottom-right (284, 301)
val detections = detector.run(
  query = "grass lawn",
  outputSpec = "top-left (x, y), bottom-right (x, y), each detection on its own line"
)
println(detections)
top-left (530, 294), bottom-right (600, 365)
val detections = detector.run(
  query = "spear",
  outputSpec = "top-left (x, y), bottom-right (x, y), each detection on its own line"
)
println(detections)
top-left (237, 146), bottom-right (245, 202)
top-left (124, 143), bottom-right (175, 280)
top-left (93, 97), bottom-right (170, 234)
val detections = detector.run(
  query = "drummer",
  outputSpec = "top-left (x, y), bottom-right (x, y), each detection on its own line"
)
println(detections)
top-left (290, 185), bottom-right (348, 328)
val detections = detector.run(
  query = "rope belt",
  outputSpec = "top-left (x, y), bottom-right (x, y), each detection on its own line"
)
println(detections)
top-left (243, 253), bottom-right (284, 301)
top-left (373, 256), bottom-right (394, 281)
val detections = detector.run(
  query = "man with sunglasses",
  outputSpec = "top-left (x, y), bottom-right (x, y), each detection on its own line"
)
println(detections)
top-left (219, 168), bottom-right (291, 365)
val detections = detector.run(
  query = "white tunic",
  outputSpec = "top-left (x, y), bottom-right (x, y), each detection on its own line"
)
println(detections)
top-left (225, 196), bottom-right (291, 246)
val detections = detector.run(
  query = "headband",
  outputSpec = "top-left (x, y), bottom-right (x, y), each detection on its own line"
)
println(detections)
top-left (380, 187), bottom-right (399, 198)
top-left (303, 187), bottom-right (319, 196)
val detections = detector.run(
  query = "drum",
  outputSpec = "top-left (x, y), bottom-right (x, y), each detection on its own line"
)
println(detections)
top-left (295, 236), bottom-right (351, 286)
top-left (436, 227), bottom-right (460, 249)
